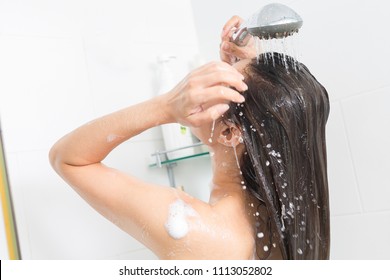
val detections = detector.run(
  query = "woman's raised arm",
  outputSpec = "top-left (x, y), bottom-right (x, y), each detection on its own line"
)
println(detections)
top-left (48, 61), bottom-right (246, 257)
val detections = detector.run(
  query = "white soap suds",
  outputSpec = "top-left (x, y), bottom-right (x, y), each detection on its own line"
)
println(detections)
top-left (165, 199), bottom-right (197, 240)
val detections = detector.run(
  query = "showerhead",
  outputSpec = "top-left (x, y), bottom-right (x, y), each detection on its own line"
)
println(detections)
top-left (232, 3), bottom-right (303, 46)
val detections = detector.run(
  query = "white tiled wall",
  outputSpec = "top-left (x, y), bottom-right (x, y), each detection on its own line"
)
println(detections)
top-left (191, 0), bottom-right (390, 259)
top-left (0, 0), bottom-right (201, 259)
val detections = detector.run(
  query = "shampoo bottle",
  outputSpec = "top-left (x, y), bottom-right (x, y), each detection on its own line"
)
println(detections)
top-left (157, 55), bottom-right (194, 159)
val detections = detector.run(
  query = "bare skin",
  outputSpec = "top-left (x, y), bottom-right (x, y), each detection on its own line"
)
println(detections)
top-left (50, 17), bottom-right (283, 260)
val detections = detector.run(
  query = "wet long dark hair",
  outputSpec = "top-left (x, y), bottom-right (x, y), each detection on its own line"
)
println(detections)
top-left (225, 53), bottom-right (330, 259)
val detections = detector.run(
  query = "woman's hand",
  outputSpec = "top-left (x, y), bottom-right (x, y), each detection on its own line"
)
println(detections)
top-left (220, 16), bottom-right (257, 65)
top-left (165, 61), bottom-right (247, 127)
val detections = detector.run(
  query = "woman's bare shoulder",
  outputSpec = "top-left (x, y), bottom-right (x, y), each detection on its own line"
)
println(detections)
top-left (157, 193), bottom-right (255, 259)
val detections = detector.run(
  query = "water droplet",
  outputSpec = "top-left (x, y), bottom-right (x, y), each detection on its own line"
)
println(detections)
top-left (257, 232), bottom-right (264, 238)
top-left (208, 119), bottom-right (216, 143)
top-left (266, 160), bottom-right (270, 166)
top-left (297, 248), bottom-right (303, 255)
top-left (269, 150), bottom-right (278, 157)
top-left (232, 144), bottom-right (242, 173)
top-left (263, 245), bottom-right (269, 252)
top-left (266, 144), bottom-right (272, 148)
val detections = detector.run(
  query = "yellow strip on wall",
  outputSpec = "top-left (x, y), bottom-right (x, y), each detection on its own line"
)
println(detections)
top-left (0, 132), bottom-right (20, 260)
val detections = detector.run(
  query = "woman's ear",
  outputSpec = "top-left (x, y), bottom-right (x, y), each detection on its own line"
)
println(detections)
top-left (217, 122), bottom-right (243, 147)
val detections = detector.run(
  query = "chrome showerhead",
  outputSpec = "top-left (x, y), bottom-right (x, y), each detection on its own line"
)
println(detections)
top-left (232, 3), bottom-right (303, 46)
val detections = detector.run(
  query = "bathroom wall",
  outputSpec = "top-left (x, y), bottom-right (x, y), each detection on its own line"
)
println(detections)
top-left (0, 0), bottom-right (210, 259)
top-left (1, 0), bottom-right (389, 261)
top-left (191, 0), bottom-right (390, 259)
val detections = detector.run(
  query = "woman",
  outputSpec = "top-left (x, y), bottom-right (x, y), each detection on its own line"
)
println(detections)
top-left (50, 17), bottom-right (330, 260)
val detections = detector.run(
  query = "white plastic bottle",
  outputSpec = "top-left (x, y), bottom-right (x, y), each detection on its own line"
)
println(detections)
top-left (157, 55), bottom-right (194, 159)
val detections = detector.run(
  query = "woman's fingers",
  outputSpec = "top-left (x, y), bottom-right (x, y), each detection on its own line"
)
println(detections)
top-left (192, 86), bottom-right (245, 108)
top-left (221, 15), bottom-right (243, 39)
top-left (189, 61), bottom-right (241, 77)
top-left (184, 62), bottom-right (246, 124)
top-left (221, 40), bottom-right (257, 60)
top-left (184, 85), bottom-right (245, 127)
top-left (187, 70), bottom-right (247, 92)
top-left (187, 103), bottom-right (230, 127)
top-left (220, 45), bottom-right (237, 65)
top-left (220, 15), bottom-right (258, 64)
top-left (220, 16), bottom-right (244, 64)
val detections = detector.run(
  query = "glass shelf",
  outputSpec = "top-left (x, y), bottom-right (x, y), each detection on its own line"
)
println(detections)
top-left (149, 151), bottom-right (209, 167)
top-left (149, 142), bottom-right (210, 187)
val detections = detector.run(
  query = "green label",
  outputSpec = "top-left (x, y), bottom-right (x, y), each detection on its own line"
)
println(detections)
top-left (180, 125), bottom-right (187, 135)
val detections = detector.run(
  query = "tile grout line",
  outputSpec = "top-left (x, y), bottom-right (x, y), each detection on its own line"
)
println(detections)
top-left (331, 208), bottom-right (390, 219)
top-left (330, 84), bottom-right (390, 103)
top-left (338, 101), bottom-right (365, 214)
